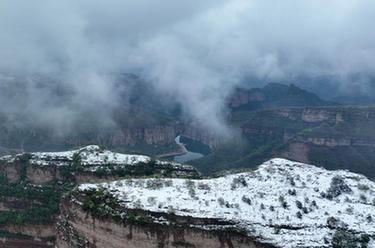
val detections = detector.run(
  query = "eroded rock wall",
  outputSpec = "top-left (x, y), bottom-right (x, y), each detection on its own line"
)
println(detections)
top-left (57, 201), bottom-right (273, 248)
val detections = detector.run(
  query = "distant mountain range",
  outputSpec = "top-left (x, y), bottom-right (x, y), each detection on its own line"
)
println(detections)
top-left (228, 83), bottom-right (336, 111)
top-left (2, 78), bottom-right (375, 180)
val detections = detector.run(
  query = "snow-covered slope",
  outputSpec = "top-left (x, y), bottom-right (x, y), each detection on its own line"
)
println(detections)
top-left (0, 145), bottom-right (197, 176)
top-left (79, 158), bottom-right (375, 248)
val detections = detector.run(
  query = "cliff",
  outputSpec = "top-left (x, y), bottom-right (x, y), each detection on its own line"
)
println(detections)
top-left (259, 107), bottom-right (375, 177)
top-left (0, 145), bottom-right (199, 184)
top-left (0, 146), bottom-right (199, 247)
top-left (57, 199), bottom-right (271, 248)
top-left (193, 106), bottom-right (375, 178)
top-left (58, 158), bottom-right (375, 248)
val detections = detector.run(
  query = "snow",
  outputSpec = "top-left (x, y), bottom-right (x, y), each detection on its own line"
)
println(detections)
top-left (0, 145), bottom-right (194, 171)
top-left (78, 158), bottom-right (375, 248)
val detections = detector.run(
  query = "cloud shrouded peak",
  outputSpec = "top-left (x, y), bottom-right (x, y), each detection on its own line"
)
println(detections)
top-left (0, 0), bottom-right (374, 133)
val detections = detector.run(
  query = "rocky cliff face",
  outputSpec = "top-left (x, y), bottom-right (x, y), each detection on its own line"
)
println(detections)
top-left (0, 146), bottom-right (200, 247)
top-left (0, 145), bottom-right (199, 185)
top-left (228, 88), bottom-right (265, 108)
top-left (181, 125), bottom-right (222, 149)
top-left (112, 125), bottom-right (179, 146)
top-left (57, 192), bottom-right (273, 248)
top-left (58, 159), bottom-right (375, 248)
top-left (62, 125), bottom-right (180, 148)
top-left (240, 106), bottom-right (375, 177)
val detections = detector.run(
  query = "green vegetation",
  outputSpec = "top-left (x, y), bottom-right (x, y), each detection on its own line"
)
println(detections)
top-left (332, 229), bottom-right (371, 248)
top-left (0, 172), bottom-right (73, 225)
top-left (80, 188), bottom-right (152, 224)
top-left (81, 188), bottom-right (120, 218)
top-left (190, 138), bottom-right (286, 175)
top-left (14, 153), bottom-right (33, 181)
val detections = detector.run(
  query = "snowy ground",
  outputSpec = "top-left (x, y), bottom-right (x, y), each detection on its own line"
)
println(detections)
top-left (79, 158), bottom-right (375, 248)
top-left (0, 145), bottom-right (195, 171)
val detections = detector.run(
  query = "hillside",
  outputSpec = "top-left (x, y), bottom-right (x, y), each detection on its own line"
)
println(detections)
top-left (0, 145), bottom-right (199, 247)
top-left (61, 158), bottom-right (375, 248)
top-left (228, 83), bottom-right (336, 112)
top-left (190, 106), bottom-right (375, 178)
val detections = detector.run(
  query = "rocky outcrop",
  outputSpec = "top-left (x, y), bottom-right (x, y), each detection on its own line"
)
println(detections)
top-left (110, 125), bottom-right (179, 146)
top-left (59, 159), bottom-right (375, 248)
top-left (181, 125), bottom-right (222, 149)
top-left (57, 198), bottom-right (273, 248)
top-left (3, 224), bottom-right (55, 238)
top-left (228, 88), bottom-right (265, 108)
top-left (280, 142), bottom-right (309, 163)
top-left (0, 146), bottom-right (200, 248)
top-left (0, 237), bottom-right (54, 248)
top-left (0, 146), bottom-right (200, 185)
top-left (240, 106), bottom-right (375, 177)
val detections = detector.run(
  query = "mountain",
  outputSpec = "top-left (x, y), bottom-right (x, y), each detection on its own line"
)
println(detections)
top-left (228, 83), bottom-right (336, 111)
top-left (0, 73), bottom-right (182, 156)
top-left (59, 158), bottom-right (375, 248)
top-left (191, 106), bottom-right (375, 178)
top-left (0, 145), bottom-right (199, 247)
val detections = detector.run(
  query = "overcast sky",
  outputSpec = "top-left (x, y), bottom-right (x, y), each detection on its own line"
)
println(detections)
top-left (1, 0), bottom-right (374, 133)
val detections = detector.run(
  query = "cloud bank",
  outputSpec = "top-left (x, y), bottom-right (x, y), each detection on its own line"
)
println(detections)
top-left (1, 0), bottom-right (375, 134)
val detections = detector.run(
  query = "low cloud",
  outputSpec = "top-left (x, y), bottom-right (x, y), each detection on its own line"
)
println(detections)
top-left (0, 0), bottom-right (374, 134)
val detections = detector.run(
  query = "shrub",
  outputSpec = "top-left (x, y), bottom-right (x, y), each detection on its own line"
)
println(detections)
top-left (16, 153), bottom-right (33, 163)
top-left (218, 197), bottom-right (225, 207)
top-left (359, 194), bottom-right (367, 203)
top-left (72, 152), bottom-right (82, 169)
top-left (231, 176), bottom-right (248, 190)
top-left (146, 179), bottom-right (164, 190)
top-left (331, 229), bottom-right (362, 248)
top-left (147, 197), bottom-right (157, 206)
top-left (288, 177), bottom-right (296, 186)
top-left (81, 188), bottom-right (120, 218)
top-left (296, 211), bottom-right (302, 219)
top-left (346, 207), bottom-right (353, 214)
top-left (188, 187), bottom-right (196, 198)
top-left (358, 184), bottom-right (370, 191)
top-left (326, 176), bottom-right (352, 198)
top-left (279, 196), bottom-right (288, 209)
top-left (366, 214), bottom-right (373, 223)
top-left (260, 203), bottom-right (265, 210)
top-left (295, 200), bottom-right (303, 209)
top-left (242, 196), bottom-right (252, 205)
top-left (288, 189), bottom-right (296, 196)
top-left (197, 183), bottom-right (211, 191)
top-left (164, 180), bottom-right (173, 187)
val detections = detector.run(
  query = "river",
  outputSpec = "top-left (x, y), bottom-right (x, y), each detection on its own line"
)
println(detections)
top-left (173, 135), bottom-right (204, 163)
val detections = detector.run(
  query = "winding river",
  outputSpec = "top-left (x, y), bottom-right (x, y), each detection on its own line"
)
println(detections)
top-left (173, 135), bottom-right (204, 163)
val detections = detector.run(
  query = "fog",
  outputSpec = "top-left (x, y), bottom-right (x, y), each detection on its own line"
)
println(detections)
top-left (1, 0), bottom-right (375, 134)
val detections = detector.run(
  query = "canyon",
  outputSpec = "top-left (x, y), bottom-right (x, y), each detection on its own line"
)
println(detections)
top-left (0, 146), bottom-right (199, 247)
